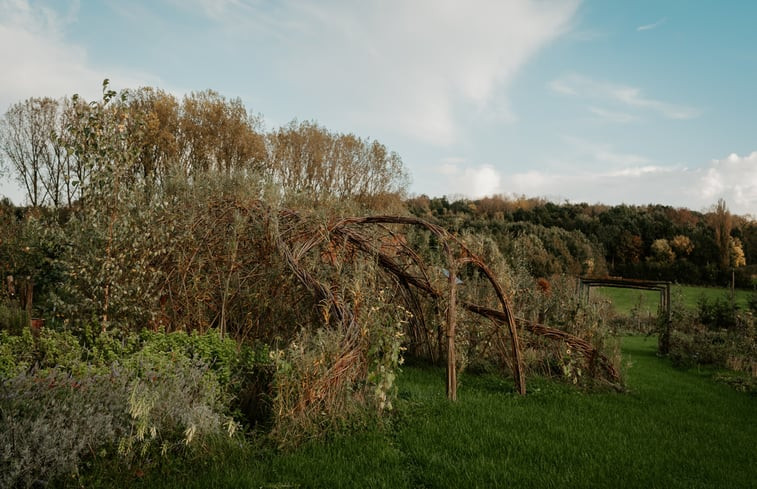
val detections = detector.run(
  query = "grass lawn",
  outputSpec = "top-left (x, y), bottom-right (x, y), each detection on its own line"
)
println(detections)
top-left (595, 284), bottom-right (754, 316)
top-left (102, 337), bottom-right (757, 489)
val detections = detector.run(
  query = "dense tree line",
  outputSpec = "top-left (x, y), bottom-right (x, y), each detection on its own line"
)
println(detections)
top-left (407, 194), bottom-right (755, 288)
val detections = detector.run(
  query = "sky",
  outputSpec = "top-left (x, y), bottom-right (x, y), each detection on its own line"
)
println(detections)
top-left (1, 0), bottom-right (756, 215)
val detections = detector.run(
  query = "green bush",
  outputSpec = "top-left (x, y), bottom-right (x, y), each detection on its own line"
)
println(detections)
top-left (748, 292), bottom-right (757, 314)
top-left (0, 368), bottom-right (129, 489)
top-left (0, 329), bottom-right (250, 487)
top-left (0, 329), bottom-right (35, 377)
top-left (697, 294), bottom-right (738, 330)
top-left (669, 329), bottom-right (729, 368)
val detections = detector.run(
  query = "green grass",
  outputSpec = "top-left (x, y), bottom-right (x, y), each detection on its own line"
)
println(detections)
top-left (78, 337), bottom-right (757, 489)
top-left (596, 285), bottom-right (754, 316)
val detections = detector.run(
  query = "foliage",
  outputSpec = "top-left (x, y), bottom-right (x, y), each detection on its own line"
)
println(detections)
top-left (696, 294), bottom-right (739, 330)
top-left (66, 338), bottom-right (757, 489)
top-left (0, 328), bottom-right (247, 488)
top-left (407, 194), bottom-right (756, 287)
top-left (116, 352), bottom-right (233, 459)
top-left (267, 119), bottom-right (409, 205)
top-left (270, 266), bottom-right (407, 448)
top-left (0, 368), bottom-right (129, 489)
top-left (666, 291), bottom-right (756, 376)
top-left (0, 303), bottom-right (28, 336)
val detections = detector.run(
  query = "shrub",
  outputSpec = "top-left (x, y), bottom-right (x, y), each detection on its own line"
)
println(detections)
top-left (0, 329), bottom-right (35, 377)
top-left (0, 329), bottom-right (245, 487)
top-left (0, 368), bottom-right (129, 489)
top-left (697, 294), bottom-right (738, 330)
top-left (669, 329), bottom-right (728, 368)
top-left (117, 351), bottom-right (235, 459)
top-left (748, 292), bottom-right (757, 314)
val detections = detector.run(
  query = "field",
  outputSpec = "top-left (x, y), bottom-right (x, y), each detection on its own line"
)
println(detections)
top-left (105, 337), bottom-right (757, 489)
top-left (595, 285), bottom-right (754, 316)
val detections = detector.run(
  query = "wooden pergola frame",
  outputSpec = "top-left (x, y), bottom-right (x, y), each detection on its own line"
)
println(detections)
top-left (578, 276), bottom-right (672, 353)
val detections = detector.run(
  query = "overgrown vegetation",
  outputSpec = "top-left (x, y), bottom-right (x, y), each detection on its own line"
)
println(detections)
top-left (667, 293), bottom-right (756, 386)
top-left (0, 328), bottom-right (254, 488)
top-left (0, 81), bottom-right (754, 487)
top-left (35, 338), bottom-right (757, 489)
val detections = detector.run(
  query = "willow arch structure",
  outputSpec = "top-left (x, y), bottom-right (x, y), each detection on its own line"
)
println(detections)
top-left (271, 208), bottom-right (621, 400)
top-left (578, 276), bottom-right (672, 353)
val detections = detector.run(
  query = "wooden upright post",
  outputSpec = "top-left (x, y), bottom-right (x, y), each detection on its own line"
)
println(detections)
top-left (446, 262), bottom-right (458, 401)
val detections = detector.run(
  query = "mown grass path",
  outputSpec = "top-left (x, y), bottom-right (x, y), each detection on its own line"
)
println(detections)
top-left (126, 337), bottom-right (756, 489)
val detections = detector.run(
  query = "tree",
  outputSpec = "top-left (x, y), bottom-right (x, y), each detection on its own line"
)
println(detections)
top-left (730, 237), bottom-right (746, 268)
top-left (60, 81), bottom-right (153, 329)
top-left (617, 231), bottom-right (643, 265)
top-left (710, 199), bottom-right (733, 269)
top-left (178, 90), bottom-right (265, 176)
top-left (670, 234), bottom-right (694, 257)
top-left (0, 97), bottom-right (63, 207)
top-left (650, 238), bottom-right (675, 264)
top-left (122, 87), bottom-right (181, 182)
top-left (266, 120), bottom-right (409, 203)
top-left (57, 97), bottom-right (85, 207)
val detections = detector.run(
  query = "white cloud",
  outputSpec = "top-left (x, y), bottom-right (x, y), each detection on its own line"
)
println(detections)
top-left (562, 136), bottom-right (650, 167)
top-left (637, 18), bottom-right (666, 31)
top-left (493, 152), bottom-right (756, 215)
top-left (606, 165), bottom-right (675, 178)
top-left (588, 106), bottom-right (636, 123)
top-left (700, 152), bottom-right (757, 215)
top-left (463, 165), bottom-right (502, 198)
top-left (0, 0), bottom-right (160, 110)
top-left (436, 161), bottom-right (503, 199)
top-left (550, 74), bottom-right (700, 120)
top-left (177, 0), bottom-right (580, 146)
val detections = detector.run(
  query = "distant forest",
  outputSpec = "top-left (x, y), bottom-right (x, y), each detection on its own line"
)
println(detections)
top-left (406, 195), bottom-right (755, 288)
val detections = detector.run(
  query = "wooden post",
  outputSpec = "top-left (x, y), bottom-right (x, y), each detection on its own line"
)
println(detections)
top-left (21, 276), bottom-right (33, 327)
top-left (659, 283), bottom-right (672, 354)
top-left (446, 262), bottom-right (458, 401)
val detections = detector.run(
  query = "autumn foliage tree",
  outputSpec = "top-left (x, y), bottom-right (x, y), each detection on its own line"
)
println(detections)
top-left (266, 120), bottom-right (409, 206)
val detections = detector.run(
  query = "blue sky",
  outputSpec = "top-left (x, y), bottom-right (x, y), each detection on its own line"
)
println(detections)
top-left (1, 0), bottom-right (756, 215)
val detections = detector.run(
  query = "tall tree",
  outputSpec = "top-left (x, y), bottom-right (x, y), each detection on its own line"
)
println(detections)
top-left (710, 198), bottom-right (733, 269)
top-left (179, 90), bottom-right (265, 176)
top-left (266, 120), bottom-right (409, 203)
top-left (0, 98), bottom-right (60, 207)
top-left (123, 87), bottom-right (181, 181)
